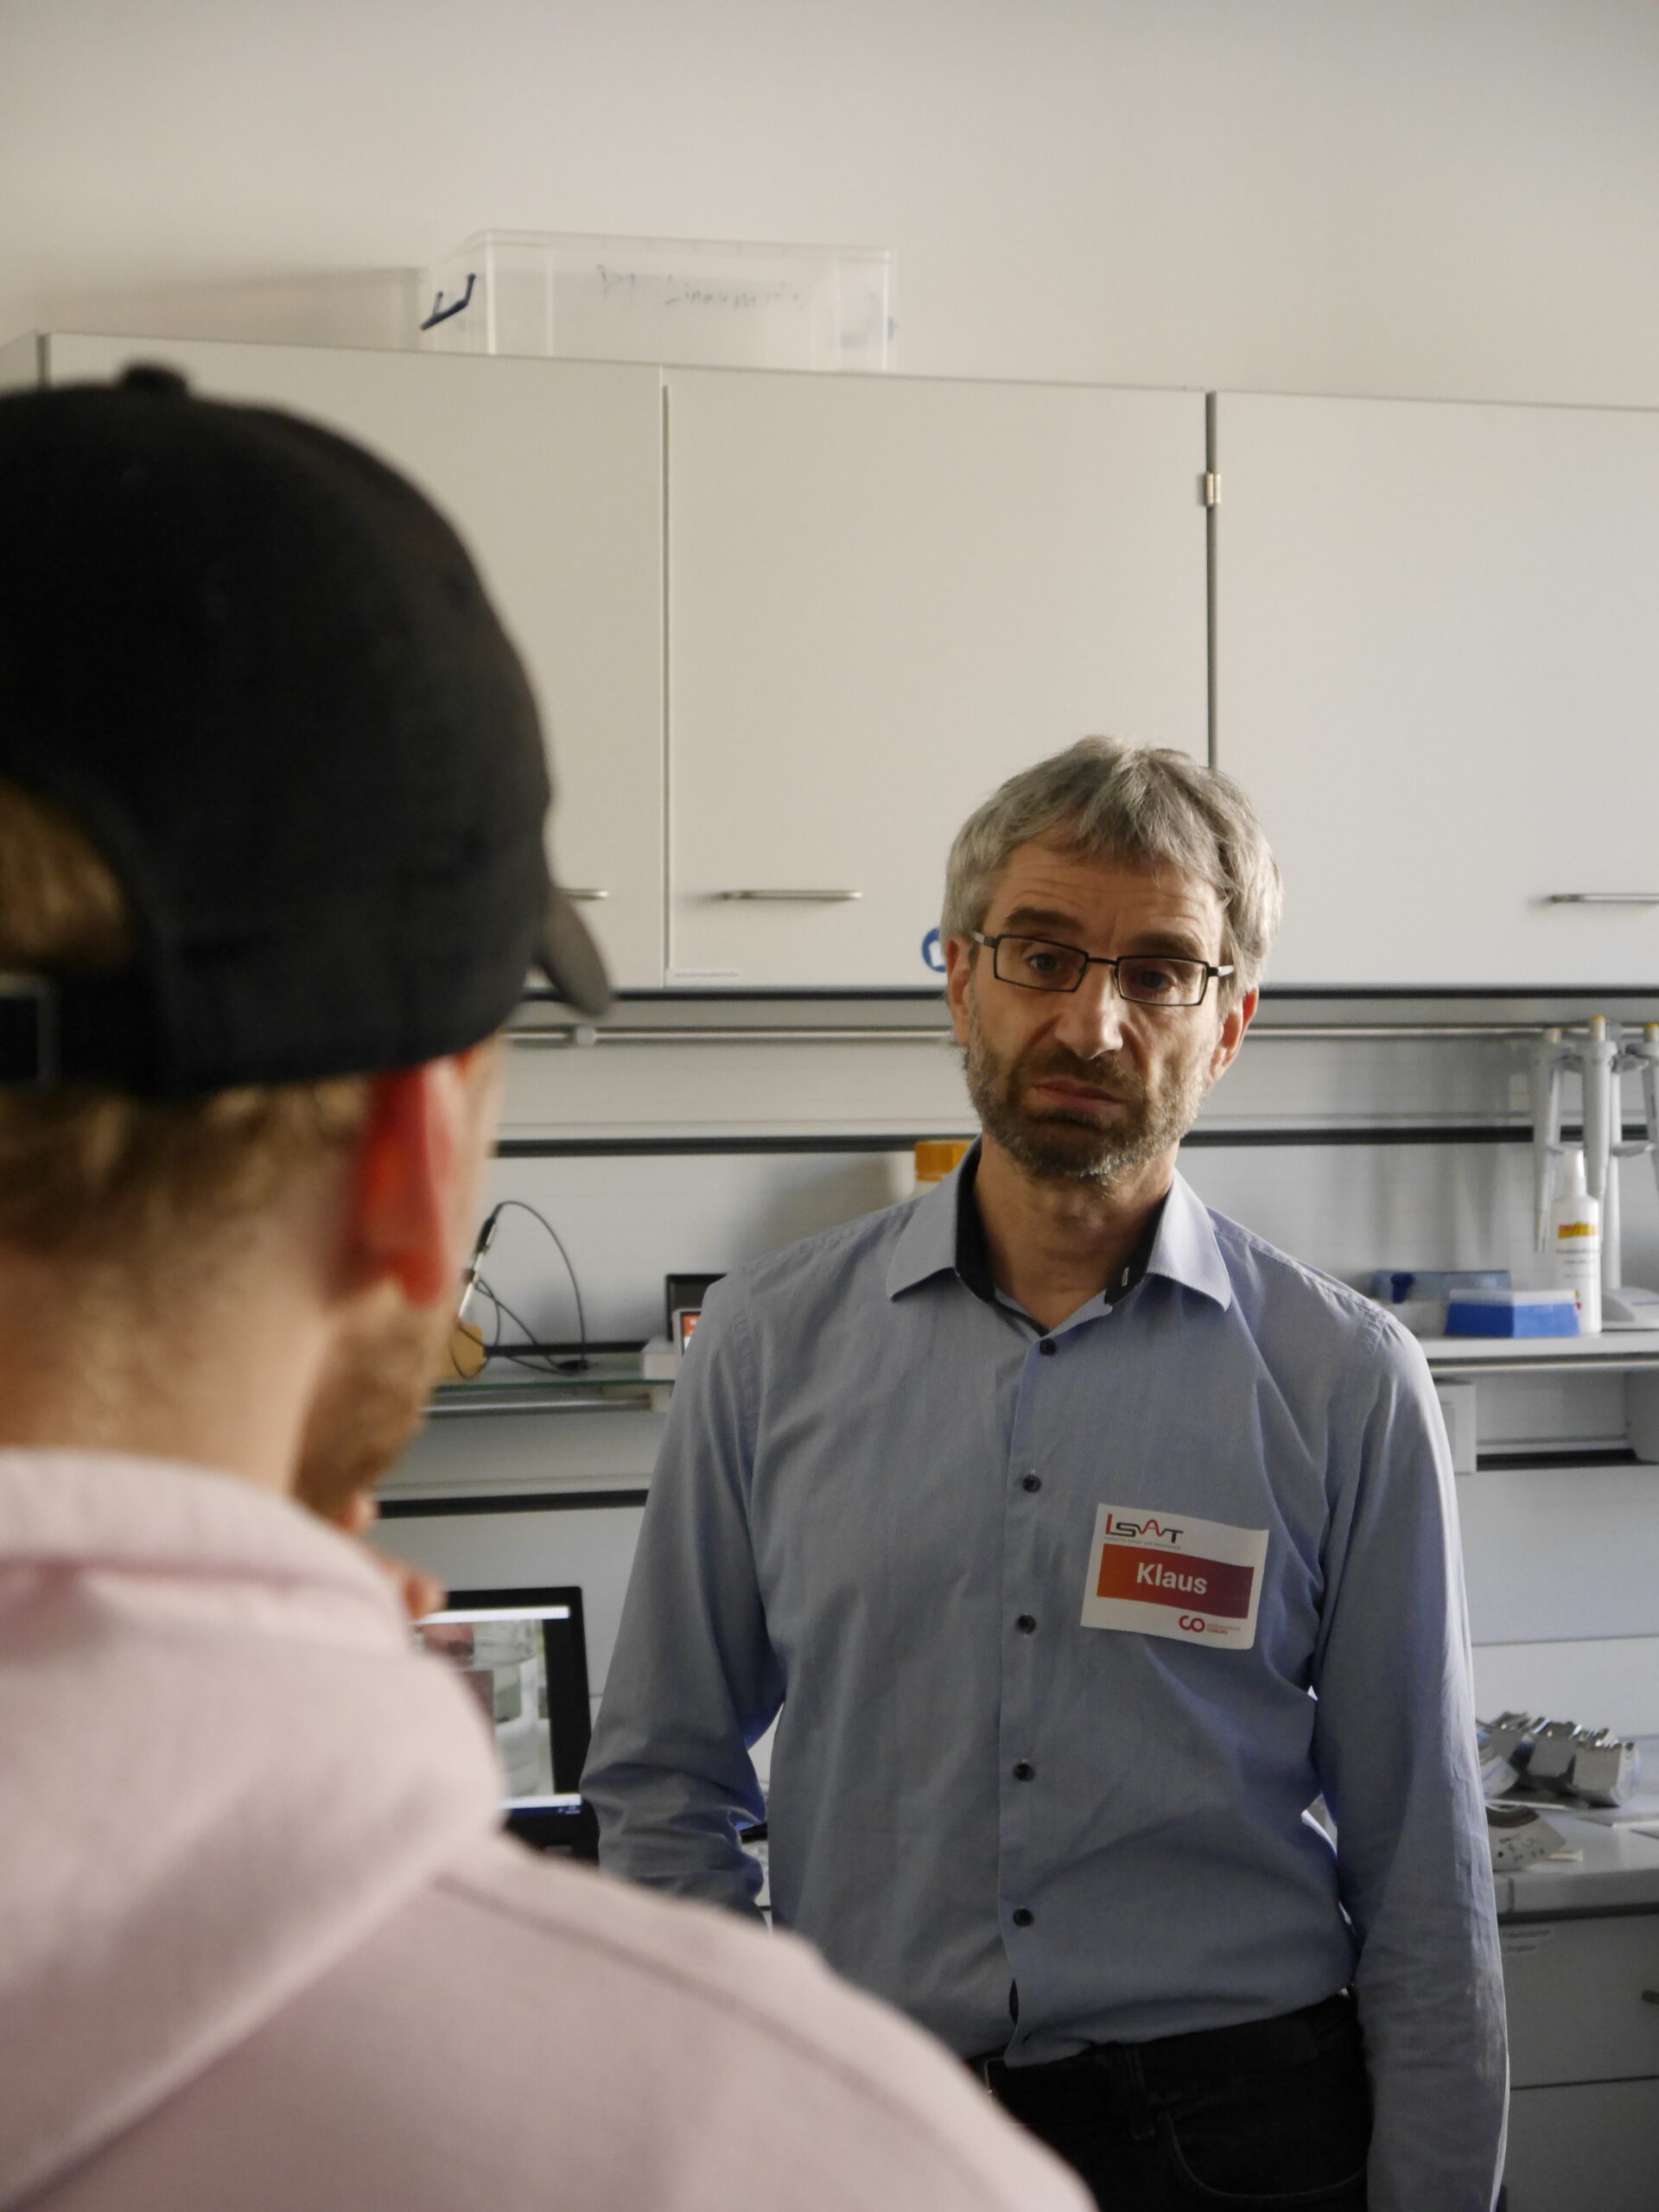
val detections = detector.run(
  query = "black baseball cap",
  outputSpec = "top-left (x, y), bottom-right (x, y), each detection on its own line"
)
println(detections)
top-left (0, 363), bottom-right (610, 1097)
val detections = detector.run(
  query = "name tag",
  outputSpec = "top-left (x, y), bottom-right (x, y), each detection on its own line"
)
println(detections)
top-left (1080, 1504), bottom-right (1268, 1650)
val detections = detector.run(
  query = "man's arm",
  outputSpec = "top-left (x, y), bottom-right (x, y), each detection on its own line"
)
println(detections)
top-left (583, 1284), bottom-right (783, 1916)
top-left (1311, 1313), bottom-right (1508, 2212)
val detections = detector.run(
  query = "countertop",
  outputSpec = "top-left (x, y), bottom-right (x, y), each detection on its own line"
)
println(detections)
top-left (1497, 1738), bottom-right (1659, 1917)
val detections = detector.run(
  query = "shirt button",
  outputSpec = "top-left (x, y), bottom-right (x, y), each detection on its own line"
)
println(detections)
top-left (1038, 1338), bottom-right (1056, 1357)
top-left (1013, 1761), bottom-right (1035, 1782)
top-left (1011, 1907), bottom-right (1034, 1928)
top-left (1016, 1614), bottom-right (1037, 1634)
top-left (1020, 1474), bottom-right (1041, 1493)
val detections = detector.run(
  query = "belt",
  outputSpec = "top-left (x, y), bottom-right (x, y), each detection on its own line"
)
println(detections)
top-left (970, 1991), bottom-right (1357, 2116)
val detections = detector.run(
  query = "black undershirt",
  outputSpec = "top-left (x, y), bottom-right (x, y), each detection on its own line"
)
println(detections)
top-left (950, 1146), bottom-right (1167, 1319)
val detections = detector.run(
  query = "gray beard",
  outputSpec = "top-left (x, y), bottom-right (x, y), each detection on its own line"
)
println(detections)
top-left (963, 996), bottom-right (1211, 1186)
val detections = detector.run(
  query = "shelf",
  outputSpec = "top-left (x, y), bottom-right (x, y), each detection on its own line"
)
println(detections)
top-left (430, 1351), bottom-right (668, 1417)
top-left (1423, 1332), bottom-right (1659, 1376)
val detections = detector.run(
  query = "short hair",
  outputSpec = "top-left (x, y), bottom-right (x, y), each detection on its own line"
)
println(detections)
top-left (941, 738), bottom-right (1282, 1001)
top-left (0, 779), bottom-right (369, 1262)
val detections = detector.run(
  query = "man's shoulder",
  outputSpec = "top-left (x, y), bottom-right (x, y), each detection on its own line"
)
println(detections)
top-left (1202, 1203), bottom-right (1405, 1363)
top-left (713, 1197), bottom-right (922, 1323)
top-left (330, 1835), bottom-right (1083, 2210)
top-left (73, 1833), bottom-right (1082, 2210)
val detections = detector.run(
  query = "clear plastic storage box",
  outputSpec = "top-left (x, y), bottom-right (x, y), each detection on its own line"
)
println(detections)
top-left (418, 231), bottom-right (893, 372)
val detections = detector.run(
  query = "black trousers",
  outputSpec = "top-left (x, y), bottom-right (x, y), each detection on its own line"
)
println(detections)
top-left (976, 1992), bottom-right (1370, 2210)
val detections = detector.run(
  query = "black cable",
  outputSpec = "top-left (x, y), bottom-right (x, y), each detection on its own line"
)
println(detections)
top-left (474, 1276), bottom-right (565, 1376)
top-left (481, 1198), bottom-right (591, 1371)
top-left (474, 1274), bottom-right (504, 1362)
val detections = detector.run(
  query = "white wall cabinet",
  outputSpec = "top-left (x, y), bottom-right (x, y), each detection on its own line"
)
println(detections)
top-left (41, 341), bottom-right (1659, 998)
top-left (39, 334), bottom-right (667, 991)
top-left (1213, 391), bottom-right (1659, 990)
top-left (664, 370), bottom-right (1208, 988)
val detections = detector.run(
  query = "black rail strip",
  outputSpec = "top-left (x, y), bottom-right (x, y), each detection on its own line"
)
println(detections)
top-left (1477, 1448), bottom-right (1647, 1472)
top-left (546, 984), bottom-right (1659, 1004)
top-left (380, 1488), bottom-right (648, 1519)
top-left (495, 1123), bottom-right (1556, 1160)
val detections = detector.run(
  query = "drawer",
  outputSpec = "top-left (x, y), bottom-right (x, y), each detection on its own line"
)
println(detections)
top-left (1502, 2078), bottom-right (1659, 2212)
top-left (1501, 1915), bottom-right (1659, 2088)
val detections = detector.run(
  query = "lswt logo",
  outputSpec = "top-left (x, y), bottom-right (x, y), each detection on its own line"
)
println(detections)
top-left (1102, 1512), bottom-right (1185, 1547)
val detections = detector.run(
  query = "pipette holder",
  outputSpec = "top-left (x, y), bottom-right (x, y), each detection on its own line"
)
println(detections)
top-left (1532, 1018), bottom-right (1659, 1322)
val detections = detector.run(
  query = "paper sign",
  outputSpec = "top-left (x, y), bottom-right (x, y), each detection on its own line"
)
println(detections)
top-left (1080, 1504), bottom-right (1268, 1649)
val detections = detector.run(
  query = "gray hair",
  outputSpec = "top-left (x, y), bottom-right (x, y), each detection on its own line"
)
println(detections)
top-left (941, 738), bottom-right (1282, 999)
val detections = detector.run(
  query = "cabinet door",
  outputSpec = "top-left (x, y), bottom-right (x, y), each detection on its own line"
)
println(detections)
top-left (1214, 391), bottom-right (1659, 988)
top-left (46, 334), bottom-right (665, 990)
top-left (1503, 2080), bottom-right (1659, 2212)
top-left (666, 371), bottom-right (1207, 988)
top-left (1500, 1913), bottom-right (1659, 2088)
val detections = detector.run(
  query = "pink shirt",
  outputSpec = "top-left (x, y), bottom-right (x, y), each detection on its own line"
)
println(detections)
top-left (0, 1452), bottom-right (1084, 2211)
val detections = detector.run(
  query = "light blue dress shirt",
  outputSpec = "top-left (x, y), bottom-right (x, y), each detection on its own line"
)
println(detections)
top-left (585, 1157), bottom-right (1507, 2212)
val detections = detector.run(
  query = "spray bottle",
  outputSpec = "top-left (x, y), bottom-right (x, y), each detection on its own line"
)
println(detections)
top-left (1547, 1148), bottom-right (1602, 1335)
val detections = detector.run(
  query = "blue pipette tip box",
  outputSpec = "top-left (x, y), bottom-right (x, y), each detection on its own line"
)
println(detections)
top-left (1444, 1289), bottom-right (1580, 1338)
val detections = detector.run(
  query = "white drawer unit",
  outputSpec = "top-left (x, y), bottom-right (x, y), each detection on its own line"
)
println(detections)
top-left (1498, 1911), bottom-right (1659, 2211)
top-left (1500, 1914), bottom-right (1659, 2089)
top-left (1502, 2079), bottom-right (1659, 2212)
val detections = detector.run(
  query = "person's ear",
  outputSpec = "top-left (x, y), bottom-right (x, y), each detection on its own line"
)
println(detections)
top-left (944, 932), bottom-right (977, 1047)
top-left (1209, 986), bottom-right (1258, 1083)
top-left (341, 1058), bottom-right (476, 1307)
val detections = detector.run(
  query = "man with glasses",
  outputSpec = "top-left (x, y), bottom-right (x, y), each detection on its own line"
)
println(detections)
top-left (587, 738), bottom-right (1506, 2212)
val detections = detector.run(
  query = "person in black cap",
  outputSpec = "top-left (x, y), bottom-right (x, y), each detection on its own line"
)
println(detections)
top-left (0, 367), bottom-right (1086, 2212)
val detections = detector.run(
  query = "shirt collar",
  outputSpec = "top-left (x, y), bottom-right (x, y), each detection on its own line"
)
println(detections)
top-left (1143, 1168), bottom-right (1234, 1311)
top-left (885, 1143), bottom-right (1232, 1313)
top-left (886, 1147), bottom-right (968, 1300)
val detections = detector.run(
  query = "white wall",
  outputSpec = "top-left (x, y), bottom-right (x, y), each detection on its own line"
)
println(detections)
top-left (4, 0), bottom-right (1659, 405)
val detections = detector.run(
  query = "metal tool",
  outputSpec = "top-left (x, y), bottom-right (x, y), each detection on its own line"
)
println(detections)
top-left (1566, 1729), bottom-right (1642, 1809)
top-left (1478, 1712), bottom-right (1641, 1808)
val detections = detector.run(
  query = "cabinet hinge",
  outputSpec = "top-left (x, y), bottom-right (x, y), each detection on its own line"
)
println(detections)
top-left (1203, 471), bottom-right (1221, 509)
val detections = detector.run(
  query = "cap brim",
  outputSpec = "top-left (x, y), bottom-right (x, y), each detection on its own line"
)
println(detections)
top-left (536, 882), bottom-right (613, 1018)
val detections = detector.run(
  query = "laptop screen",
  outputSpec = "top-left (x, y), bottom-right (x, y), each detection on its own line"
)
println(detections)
top-left (414, 1586), bottom-right (592, 1821)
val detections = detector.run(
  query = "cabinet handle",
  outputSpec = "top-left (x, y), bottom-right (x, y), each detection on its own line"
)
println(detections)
top-left (713, 889), bottom-right (863, 903)
top-left (1643, 1990), bottom-right (1659, 2005)
top-left (564, 888), bottom-right (609, 902)
top-left (1547, 893), bottom-right (1659, 906)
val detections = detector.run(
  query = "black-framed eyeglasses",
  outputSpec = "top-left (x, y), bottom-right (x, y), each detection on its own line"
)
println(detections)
top-left (969, 931), bottom-right (1234, 1008)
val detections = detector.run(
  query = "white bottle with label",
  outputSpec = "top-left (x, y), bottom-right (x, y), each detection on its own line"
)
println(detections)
top-left (1548, 1148), bottom-right (1602, 1335)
